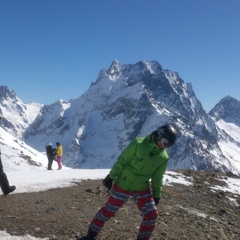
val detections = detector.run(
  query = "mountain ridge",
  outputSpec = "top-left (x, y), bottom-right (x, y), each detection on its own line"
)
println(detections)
top-left (0, 60), bottom-right (240, 176)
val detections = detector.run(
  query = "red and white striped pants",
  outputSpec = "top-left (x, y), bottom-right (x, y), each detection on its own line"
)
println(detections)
top-left (88, 184), bottom-right (158, 240)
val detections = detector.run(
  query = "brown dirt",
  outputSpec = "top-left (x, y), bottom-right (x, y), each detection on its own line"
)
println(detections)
top-left (0, 170), bottom-right (240, 240)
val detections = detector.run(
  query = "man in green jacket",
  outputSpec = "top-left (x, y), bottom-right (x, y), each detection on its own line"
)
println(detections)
top-left (78, 124), bottom-right (177, 240)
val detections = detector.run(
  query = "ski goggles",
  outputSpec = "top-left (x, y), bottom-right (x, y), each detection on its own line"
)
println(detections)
top-left (162, 138), bottom-right (173, 148)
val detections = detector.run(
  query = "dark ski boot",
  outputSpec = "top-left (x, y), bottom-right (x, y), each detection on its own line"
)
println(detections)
top-left (0, 172), bottom-right (16, 195)
top-left (5, 185), bottom-right (16, 195)
top-left (76, 232), bottom-right (97, 240)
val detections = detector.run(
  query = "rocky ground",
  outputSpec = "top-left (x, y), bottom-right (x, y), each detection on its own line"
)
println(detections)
top-left (0, 170), bottom-right (240, 240)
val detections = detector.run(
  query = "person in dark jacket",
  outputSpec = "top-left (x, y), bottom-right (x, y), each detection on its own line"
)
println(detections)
top-left (46, 143), bottom-right (55, 170)
top-left (0, 150), bottom-right (16, 195)
top-left (77, 124), bottom-right (177, 240)
top-left (0, 116), bottom-right (16, 195)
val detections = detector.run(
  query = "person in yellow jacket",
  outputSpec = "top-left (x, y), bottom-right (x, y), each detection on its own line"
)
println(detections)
top-left (55, 142), bottom-right (63, 170)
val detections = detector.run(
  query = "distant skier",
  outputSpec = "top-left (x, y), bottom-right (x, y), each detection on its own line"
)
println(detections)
top-left (0, 115), bottom-right (16, 195)
top-left (55, 142), bottom-right (63, 170)
top-left (77, 124), bottom-right (177, 240)
top-left (46, 143), bottom-right (55, 170)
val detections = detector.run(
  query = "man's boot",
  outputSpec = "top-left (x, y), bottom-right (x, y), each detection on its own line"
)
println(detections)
top-left (0, 172), bottom-right (16, 195)
top-left (76, 231), bottom-right (97, 240)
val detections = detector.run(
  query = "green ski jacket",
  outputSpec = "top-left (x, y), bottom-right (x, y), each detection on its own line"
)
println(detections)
top-left (109, 134), bottom-right (169, 198)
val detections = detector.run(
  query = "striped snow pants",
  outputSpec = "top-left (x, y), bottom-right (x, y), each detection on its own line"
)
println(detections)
top-left (88, 184), bottom-right (158, 240)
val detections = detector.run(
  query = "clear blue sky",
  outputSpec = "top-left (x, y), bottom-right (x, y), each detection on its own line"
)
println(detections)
top-left (0, 0), bottom-right (239, 112)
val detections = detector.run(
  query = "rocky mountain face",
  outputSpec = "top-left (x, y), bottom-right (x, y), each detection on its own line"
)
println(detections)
top-left (209, 96), bottom-right (240, 126)
top-left (0, 86), bottom-right (42, 138)
top-left (1, 61), bottom-right (240, 175)
top-left (209, 96), bottom-right (240, 175)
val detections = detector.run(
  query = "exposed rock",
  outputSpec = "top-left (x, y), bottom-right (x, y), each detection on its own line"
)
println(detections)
top-left (0, 170), bottom-right (239, 239)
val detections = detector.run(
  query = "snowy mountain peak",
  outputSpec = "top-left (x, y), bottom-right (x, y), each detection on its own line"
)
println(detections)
top-left (209, 95), bottom-right (240, 126)
top-left (143, 60), bottom-right (163, 75)
top-left (109, 60), bottom-right (121, 73)
top-left (0, 85), bottom-right (18, 101)
top-left (0, 86), bottom-right (42, 138)
top-left (99, 60), bottom-right (164, 82)
top-left (108, 60), bottom-right (163, 78)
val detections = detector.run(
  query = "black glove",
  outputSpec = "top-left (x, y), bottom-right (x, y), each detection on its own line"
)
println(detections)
top-left (103, 174), bottom-right (113, 191)
top-left (154, 198), bottom-right (160, 205)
